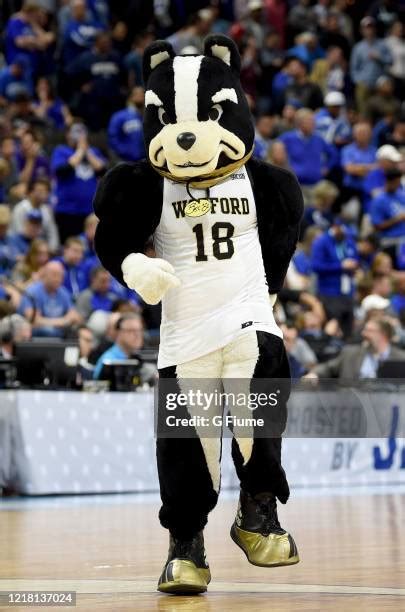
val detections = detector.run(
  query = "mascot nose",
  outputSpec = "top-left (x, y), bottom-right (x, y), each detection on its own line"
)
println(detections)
top-left (177, 132), bottom-right (196, 151)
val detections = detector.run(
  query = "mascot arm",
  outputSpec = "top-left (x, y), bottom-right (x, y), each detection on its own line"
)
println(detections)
top-left (94, 162), bottom-right (180, 304)
top-left (248, 159), bottom-right (304, 295)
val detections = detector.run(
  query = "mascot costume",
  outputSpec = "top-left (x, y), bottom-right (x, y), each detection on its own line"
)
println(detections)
top-left (94, 35), bottom-right (304, 594)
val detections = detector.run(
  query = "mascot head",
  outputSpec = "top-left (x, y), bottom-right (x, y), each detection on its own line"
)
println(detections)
top-left (142, 35), bottom-right (254, 187)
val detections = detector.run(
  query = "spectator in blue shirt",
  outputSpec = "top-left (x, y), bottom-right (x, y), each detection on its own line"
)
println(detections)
top-left (79, 213), bottom-right (98, 259)
top-left (108, 87), bottom-right (145, 162)
top-left (93, 313), bottom-right (145, 379)
top-left (19, 260), bottom-right (82, 338)
top-left (16, 130), bottom-right (51, 189)
top-left (279, 108), bottom-right (338, 193)
top-left (363, 144), bottom-right (402, 212)
top-left (315, 91), bottom-right (352, 148)
top-left (9, 210), bottom-right (43, 258)
top-left (51, 123), bottom-right (106, 244)
top-left (76, 266), bottom-right (118, 320)
top-left (350, 16), bottom-right (393, 115)
top-left (125, 31), bottom-right (155, 88)
top-left (5, 2), bottom-right (55, 79)
top-left (341, 121), bottom-right (377, 203)
top-left (301, 180), bottom-right (338, 237)
top-left (61, 0), bottom-right (104, 67)
top-left (53, 236), bottom-right (88, 298)
top-left (0, 205), bottom-right (18, 278)
top-left (253, 115), bottom-right (273, 160)
top-left (67, 32), bottom-right (125, 131)
top-left (370, 169), bottom-right (405, 267)
top-left (311, 221), bottom-right (359, 337)
top-left (0, 56), bottom-right (32, 103)
top-left (32, 78), bottom-right (73, 131)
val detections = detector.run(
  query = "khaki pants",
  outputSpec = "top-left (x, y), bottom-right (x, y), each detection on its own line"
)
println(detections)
top-left (355, 82), bottom-right (372, 115)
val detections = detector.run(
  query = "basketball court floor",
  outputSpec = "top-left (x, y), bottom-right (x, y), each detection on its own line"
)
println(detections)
top-left (1, 486), bottom-right (404, 611)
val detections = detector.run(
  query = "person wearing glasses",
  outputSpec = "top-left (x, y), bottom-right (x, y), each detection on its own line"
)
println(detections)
top-left (93, 312), bottom-right (146, 380)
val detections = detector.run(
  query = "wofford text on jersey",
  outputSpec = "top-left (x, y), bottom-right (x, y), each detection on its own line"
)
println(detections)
top-left (172, 197), bottom-right (250, 218)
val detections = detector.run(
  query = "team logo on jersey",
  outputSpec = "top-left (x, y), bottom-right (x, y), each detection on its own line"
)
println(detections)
top-left (184, 199), bottom-right (211, 217)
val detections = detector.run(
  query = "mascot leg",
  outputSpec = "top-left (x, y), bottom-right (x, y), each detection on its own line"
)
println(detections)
top-left (224, 331), bottom-right (300, 567)
top-left (156, 350), bottom-right (223, 594)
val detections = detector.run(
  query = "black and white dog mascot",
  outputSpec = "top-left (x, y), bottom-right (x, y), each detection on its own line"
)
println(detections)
top-left (94, 35), bottom-right (303, 595)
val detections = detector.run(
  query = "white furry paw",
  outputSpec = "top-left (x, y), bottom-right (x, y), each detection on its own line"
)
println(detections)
top-left (121, 253), bottom-right (181, 305)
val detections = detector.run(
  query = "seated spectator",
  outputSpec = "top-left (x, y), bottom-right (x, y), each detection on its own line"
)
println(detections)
top-left (16, 130), bottom-right (51, 188)
top-left (391, 276), bottom-right (405, 319)
top-left (76, 266), bottom-right (117, 319)
top-left (76, 324), bottom-right (96, 382)
top-left (364, 145), bottom-right (402, 210)
top-left (32, 78), bottom-right (73, 131)
top-left (79, 212), bottom-right (98, 259)
top-left (370, 168), bottom-right (405, 267)
top-left (357, 234), bottom-right (379, 271)
top-left (0, 137), bottom-right (20, 203)
top-left (267, 140), bottom-right (290, 169)
top-left (279, 108), bottom-right (337, 198)
top-left (311, 46), bottom-right (348, 97)
top-left (311, 220), bottom-right (359, 337)
top-left (289, 226), bottom-right (321, 291)
top-left (9, 209), bottom-right (43, 257)
top-left (5, 1), bottom-right (55, 79)
top-left (288, 31), bottom-right (325, 71)
top-left (301, 180), bottom-right (338, 236)
top-left (19, 260), bottom-right (81, 337)
top-left (125, 31), bottom-right (155, 88)
top-left (54, 237), bottom-right (87, 298)
top-left (0, 55), bottom-right (33, 105)
top-left (108, 87), bottom-right (145, 162)
top-left (341, 121), bottom-right (377, 204)
top-left (315, 91), bottom-right (352, 148)
top-left (297, 310), bottom-right (343, 363)
top-left (254, 115), bottom-right (274, 159)
top-left (0, 314), bottom-right (32, 359)
top-left (306, 318), bottom-right (405, 379)
top-left (11, 238), bottom-right (50, 290)
top-left (51, 122), bottom-right (106, 243)
top-left (281, 322), bottom-right (316, 379)
top-left (93, 313), bottom-right (145, 379)
top-left (11, 178), bottom-right (59, 252)
top-left (0, 205), bottom-right (18, 277)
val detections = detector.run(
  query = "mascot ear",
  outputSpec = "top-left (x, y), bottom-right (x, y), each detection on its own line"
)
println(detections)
top-left (143, 40), bottom-right (175, 83)
top-left (204, 35), bottom-right (241, 75)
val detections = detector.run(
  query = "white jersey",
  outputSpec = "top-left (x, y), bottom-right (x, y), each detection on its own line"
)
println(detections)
top-left (153, 166), bottom-right (282, 368)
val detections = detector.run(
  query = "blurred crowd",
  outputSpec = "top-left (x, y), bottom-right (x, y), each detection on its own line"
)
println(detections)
top-left (1, 0), bottom-right (405, 381)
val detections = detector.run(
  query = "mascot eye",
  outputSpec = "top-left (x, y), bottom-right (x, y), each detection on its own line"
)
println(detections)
top-left (158, 107), bottom-right (170, 126)
top-left (208, 104), bottom-right (223, 122)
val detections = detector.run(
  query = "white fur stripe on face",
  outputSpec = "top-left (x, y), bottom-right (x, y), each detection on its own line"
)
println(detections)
top-left (173, 56), bottom-right (203, 122)
top-left (212, 88), bottom-right (238, 105)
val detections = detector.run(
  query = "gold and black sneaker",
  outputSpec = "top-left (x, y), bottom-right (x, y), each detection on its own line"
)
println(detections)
top-left (230, 489), bottom-right (299, 568)
top-left (157, 531), bottom-right (211, 595)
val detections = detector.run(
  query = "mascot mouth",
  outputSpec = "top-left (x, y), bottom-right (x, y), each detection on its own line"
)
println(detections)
top-left (174, 157), bottom-right (215, 168)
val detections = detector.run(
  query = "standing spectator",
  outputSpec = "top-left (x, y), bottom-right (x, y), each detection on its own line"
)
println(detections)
top-left (16, 130), bottom-right (51, 189)
top-left (32, 78), bottom-right (73, 131)
top-left (124, 31), bottom-right (155, 88)
top-left (9, 210), bottom-right (44, 257)
top-left (315, 91), bottom-right (352, 148)
top-left (54, 236), bottom-right (88, 298)
top-left (5, 1), bottom-right (55, 79)
top-left (279, 108), bottom-right (337, 199)
top-left (341, 122), bottom-right (377, 204)
top-left (108, 87), bottom-right (145, 162)
top-left (67, 32), bottom-right (125, 130)
top-left (350, 16), bottom-right (393, 115)
top-left (11, 178), bottom-right (59, 252)
top-left (61, 0), bottom-right (104, 67)
top-left (254, 115), bottom-right (274, 160)
top-left (311, 221), bottom-right (359, 337)
top-left (282, 57), bottom-right (324, 111)
top-left (301, 180), bottom-right (338, 235)
top-left (79, 212), bottom-right (98, 259)
top-left (19, 260), bottom-right (82, 338)
top-left (386, 21), bottom-right (405, 95)
top-left (318, 10), bottom-right (351, 60)
top-left (310, 46), bottom-right (348, 96)
top-left (51, 123), bottom-right (106, 243)
top-left (370, 168), bottom-right (405, 267)
top-left (365, 76), bottom-right (401, 124)
top-left (0, 205), bottom-right (18, 278)
top-left (0, 137), bottom-right (20, 203)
